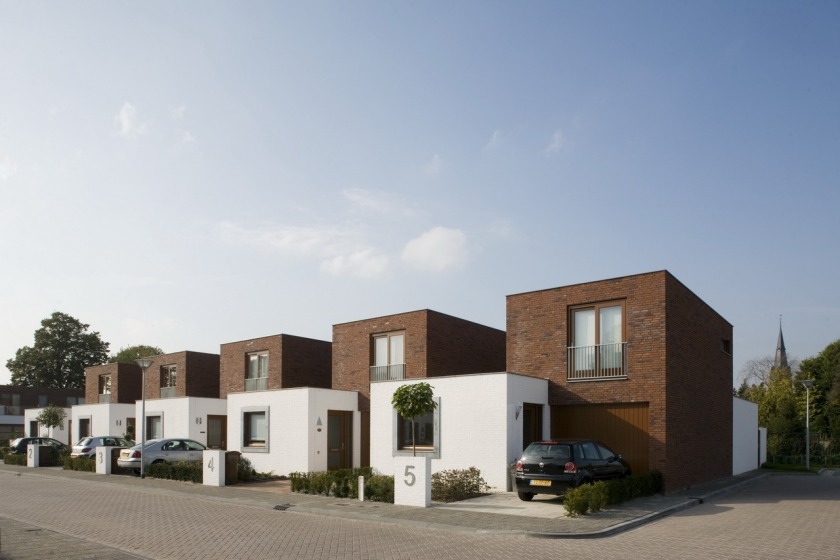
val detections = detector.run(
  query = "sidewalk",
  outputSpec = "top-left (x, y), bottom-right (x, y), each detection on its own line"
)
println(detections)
top-left (0, 462), bottom-right (768, 539)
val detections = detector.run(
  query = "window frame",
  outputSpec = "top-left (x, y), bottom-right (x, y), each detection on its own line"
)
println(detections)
top-left (242, 406), bottom-right (269, 452)
top-left (568, 299), bottom-right (627, 381)
top-left (392, 397), bottom-right (441, 458)
top-left (160, 365), bottom-right (177, 388)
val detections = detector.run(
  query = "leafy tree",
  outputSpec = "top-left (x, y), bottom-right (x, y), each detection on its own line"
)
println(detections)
top-left (35, 403), bottom-right (67, 431)
top-left (391, 382), bottom-right (437, 457)
top-left (110, 345), bottom-right (163, 364)
top-left (797, 340), bottom-right (840, 437)
top-left (6, 312), bottom-right (109, 390)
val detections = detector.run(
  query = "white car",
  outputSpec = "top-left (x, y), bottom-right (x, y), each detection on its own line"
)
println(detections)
top-left (117, 438), bottom-right (207, 474)
top-left (70, 436), bottom-right (134, 459)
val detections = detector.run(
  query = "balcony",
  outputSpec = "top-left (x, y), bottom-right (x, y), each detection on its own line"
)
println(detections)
top-left (245, 377), bottom-right (268, 392)
top-left (370, 363), bottom-right (406, 382)
top-left (0, 405), bottom-right (24, 415)
top-left (160, 386), bottom-right (177, 399)
top-left (98, 394), bottom-right (111, 404)
top-left (567, 342), bottom-right (627, 381)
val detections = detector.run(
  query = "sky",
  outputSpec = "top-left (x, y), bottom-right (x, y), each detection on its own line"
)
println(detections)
top-left (1, 1), bottom-right (838, 387)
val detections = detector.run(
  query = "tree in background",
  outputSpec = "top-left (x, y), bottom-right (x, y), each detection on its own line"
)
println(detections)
top-left (797, 340), bottom-right (840, 437)
top-left (110, 345), bottom-right (163, 364)
top-left (35, 403), bottom-right (67, 433)
top-left (6, 312), bottom-right (109, 390)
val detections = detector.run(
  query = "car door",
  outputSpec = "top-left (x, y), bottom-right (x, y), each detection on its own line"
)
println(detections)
top-left (578, 441), bottom-right (608, 479)
top-left (597, 443), bottom-right (627, 478)
top-left (184, 440), bottom-right (205, 462)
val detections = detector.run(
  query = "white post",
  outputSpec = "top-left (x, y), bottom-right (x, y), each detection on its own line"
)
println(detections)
top-left (26, 444), bottom-right (40, 468)
top-left (96, 447), bottom-right (114, 475)
top-left (203, 450), bottom-right (226, 486)
top-left (394, 456), bottom-right (432, 507)
top-left (358, 475), bottom-right (365, 501)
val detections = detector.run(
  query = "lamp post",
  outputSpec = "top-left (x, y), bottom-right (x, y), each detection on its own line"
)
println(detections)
top-left (136, 357), bottom-right (153, 479)
top-left (802, 379), bottom-right (815, 471)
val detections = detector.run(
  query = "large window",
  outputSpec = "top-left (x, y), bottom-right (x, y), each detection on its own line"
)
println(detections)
top-left (146, 415), bottom-right (163, 439)
top-left (568, 301), bottom-right (626, 380)
top-left (371, 332), bottom-right (405, 381)
top-left (243, 409), bottom-right (268, 450)
top-left (246, 352), bottom-right (268, 391)
top-left (160, 365), bottom-right (177, 398)
top-left (393, 398), bottom-right (440, 457)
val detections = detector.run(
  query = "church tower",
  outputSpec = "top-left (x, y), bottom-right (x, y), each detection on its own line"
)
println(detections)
top-left (774, 317), bottom-right (789, 371)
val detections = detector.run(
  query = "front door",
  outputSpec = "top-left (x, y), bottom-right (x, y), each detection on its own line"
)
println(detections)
top-left (207, 415), bottom-right (227, 449)
top-left (327, 411), bottom-right (352, 470)
top-left (522, 403), bottom-right (543, 450)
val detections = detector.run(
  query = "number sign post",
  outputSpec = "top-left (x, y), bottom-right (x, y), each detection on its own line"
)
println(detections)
top-left (203, 449), bottom-right (225, 486)
top-left (394, 456), bottom-right (431, 507)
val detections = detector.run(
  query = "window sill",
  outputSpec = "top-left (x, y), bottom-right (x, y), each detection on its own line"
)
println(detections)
top-left (243, 446), bottom-right (269, 453)
top-left (394, 447), bottom-right (439, 459)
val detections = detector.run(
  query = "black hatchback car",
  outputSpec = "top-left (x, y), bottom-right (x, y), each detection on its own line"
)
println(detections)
top-left (8, 437), bottom-right (67, 454)
top-left (514, 439), bottom-right (630, 501)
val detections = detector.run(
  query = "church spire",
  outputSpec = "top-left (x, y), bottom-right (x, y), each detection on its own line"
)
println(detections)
top-left (774, 315), bottom-right (789, 371)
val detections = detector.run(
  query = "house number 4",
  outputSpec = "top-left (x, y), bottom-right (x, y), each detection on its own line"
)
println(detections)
top-left (403, 465), bottom-right (416, 487)
top-left (207, 457), bottom-right (214, 472)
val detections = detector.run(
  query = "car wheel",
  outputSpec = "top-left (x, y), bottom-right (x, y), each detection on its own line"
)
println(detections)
top-left (517, 491), bottom-right (534, 501)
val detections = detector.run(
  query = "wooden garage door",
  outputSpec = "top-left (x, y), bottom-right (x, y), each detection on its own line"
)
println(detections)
top-left (552, 402), bottom-right (649, 474)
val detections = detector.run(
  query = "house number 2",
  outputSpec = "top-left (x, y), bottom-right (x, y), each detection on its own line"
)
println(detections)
top-left (403, 465), bottom-right (416, 487)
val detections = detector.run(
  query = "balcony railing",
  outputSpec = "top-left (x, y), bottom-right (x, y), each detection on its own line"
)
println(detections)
top-left (567, 342), bottom-right (627, 381)
top-left (160, 386), bottom-right (177, 399)
top-left (245, 377), bottom-right (268, 392)
top-left (98, 394), bottom-right (111, 404)
top-left (370, 363), bottom-right (406, 382)
top-left (0, 405), bottom-right (24, 415)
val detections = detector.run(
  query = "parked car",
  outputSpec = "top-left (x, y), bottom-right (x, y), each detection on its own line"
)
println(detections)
top-left (70, 436), bottom-right (134, 459)
top-left (8, 437), bottom-right (67, 455)
top-left (117, 438), bottom-right (207, 474)
top-left (514, 439), bottom-right (631, 501)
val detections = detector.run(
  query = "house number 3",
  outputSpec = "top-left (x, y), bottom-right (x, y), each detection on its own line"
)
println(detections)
top-left (403, 465), bottom-right (416, 487)
top-left (98, 451), bottom-right (104, 464)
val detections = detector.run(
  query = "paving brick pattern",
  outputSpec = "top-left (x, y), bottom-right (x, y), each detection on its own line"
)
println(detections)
top-left (1, 466), bottom-right (839, 559)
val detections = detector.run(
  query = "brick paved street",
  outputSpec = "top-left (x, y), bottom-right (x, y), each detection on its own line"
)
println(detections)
top-left (1, 468), bottom-right (839, 559)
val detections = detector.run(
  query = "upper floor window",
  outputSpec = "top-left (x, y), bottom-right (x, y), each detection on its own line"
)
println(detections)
top-left (371, 332), bottom-right (405, 382)
top-left (99, 375), bottom-right (112, 394)
top-left (161, 365), bottom-right (177, 398)
top-left (246, 352), bottom-right (268, 391)
top-left (568, 301), bottom-right (627, 381)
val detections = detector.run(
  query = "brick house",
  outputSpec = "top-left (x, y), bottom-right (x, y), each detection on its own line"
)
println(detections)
top-left (140, 351), bottom-right (221, 400)
top-left (1, 385), bottom-right (85, 444)
top-left (506, 270), bottom-right (733, 491)
top-left (333, 309), bottom-right (507, 465)
top-left (84, 363), bottom-right (142, 406)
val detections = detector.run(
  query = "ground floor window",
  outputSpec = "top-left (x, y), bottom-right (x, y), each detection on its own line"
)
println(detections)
top-left (243, 408), bottom-right (269, 451)
top-left (78, 417), bottom-right (91, 439)
top-left (393, 398), bottom-right (440, 457)
top-left (146, 415), bottom-right (162, 440)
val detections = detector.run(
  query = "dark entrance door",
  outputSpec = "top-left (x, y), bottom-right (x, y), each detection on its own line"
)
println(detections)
top-left (327, 411), bottom-right (352, 470)
top-left (522, 403), bottom-right (543, 450)
top-left (207, 415), bottom-right (227, 449)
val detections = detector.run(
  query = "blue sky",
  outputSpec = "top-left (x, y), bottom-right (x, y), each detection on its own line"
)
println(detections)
top-left (1, 1), bottom-right (838, 386)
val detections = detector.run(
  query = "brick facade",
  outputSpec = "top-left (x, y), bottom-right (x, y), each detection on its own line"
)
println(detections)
top-left (84, 363), bottom-right (142, 405)
top-left (140, 351), bottom-right (221, 399)
top-left (219, 334), bottom-right (332, 399)
top-left (506, 270), bottom-right (732, 491)
top-left (331, 309), bottom-right (506, 412)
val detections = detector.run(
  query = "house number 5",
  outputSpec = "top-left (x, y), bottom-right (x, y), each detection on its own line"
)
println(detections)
top-left (403, 465), bottom-right (416, 487)
top-left (207, 457), bottom-right (214, 472)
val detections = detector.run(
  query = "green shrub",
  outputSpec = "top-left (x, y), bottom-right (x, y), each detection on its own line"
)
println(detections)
top-left (146, 461), bottom-right (203, 483)
top-left (563, 470), bottom-right (664, 517)
top-left (431, 467), bottom-right (490, 502)
top-left (63, 456), bottom-right (96, 472)
top-left (290, 468), bottom-right (394, 503)
top-left (364, 474), bottom-right (394, 503)
top-left (4, 452), bottom-right (26, 466)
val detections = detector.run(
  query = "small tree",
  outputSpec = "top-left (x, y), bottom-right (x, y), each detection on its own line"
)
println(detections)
top-left (109, 345), bottom-right (163, 364)
top-left (35, 404), bottom-right (67, 435)
top-left (391, 382), bottom-right (437, 457)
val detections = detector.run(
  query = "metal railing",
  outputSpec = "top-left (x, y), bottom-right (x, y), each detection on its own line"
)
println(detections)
top-left (567, 342), bottom-right (627, 381)
top-left (0, 405), bottom-right (24, 415)
top-left (160, 386), bottom-right (176, 399)
top-left (245, 377), bottom-right (268, 392)
top-left (98, 394), bottom-right (111, 404)
top-left (370, 363), bottom-right (406, 382)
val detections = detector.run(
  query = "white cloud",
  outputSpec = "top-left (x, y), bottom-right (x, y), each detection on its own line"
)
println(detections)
top-left (484, 129), bottom-right (504, 151)
top-left (425, 154), bottom-right (443, 176)
top-left (114, 102), bottom-right (148, 137)
top-left (343, 188), bottom-right (393, 214)
top-left (401, 226), bottom-right (468, 272)
top-left (170, 104), bottom-right (186, 120)
top-left (320, 249), bottom-right (389, 279)
top-left (0, 155), bottom-right (18, 181)
top-left (544, 130), bottom-right (565, 155)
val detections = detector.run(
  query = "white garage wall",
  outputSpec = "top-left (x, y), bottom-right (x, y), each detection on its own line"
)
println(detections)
top-left (70, 403), bottom-right (136, 443)
top-left (733, 397), bottom-right (760, 475)
top-left (133, 397), bottom-right (227, 446)
top-left (227, 387), bottom-right (359, 475)
top-left (370, 373), bottom-right (548, 491)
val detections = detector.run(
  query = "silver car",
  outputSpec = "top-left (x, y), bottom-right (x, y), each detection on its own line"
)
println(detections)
top-left (70, 436), bottom-right (134, 459)
top-left (117, 438), bottom-right (207, 474)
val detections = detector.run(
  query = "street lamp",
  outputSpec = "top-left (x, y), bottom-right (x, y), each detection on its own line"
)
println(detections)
top-left (136, 357), bottom-right (153, 479)
top-left (801, 379), bottom-right (815, 471)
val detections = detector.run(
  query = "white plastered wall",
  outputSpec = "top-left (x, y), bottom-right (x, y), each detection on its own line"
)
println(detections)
top-left (133, 397), bottom-right (227, 447)
top-left (733, 397), bottom-right (760, 475)
top-left (70, 403), bottom-right (136, 443)
top-left (227, 387), bottom-right (360, 475)
top-left (370, 372), bottom-right (548, 491)
top-left (24, 407), bottom-right (72, 444)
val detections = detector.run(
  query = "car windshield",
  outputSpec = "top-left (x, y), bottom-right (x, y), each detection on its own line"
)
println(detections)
top-left (10, 438), bottom-right (23, 447)
top-left (129, 439), bottom-right (161, 450)
top-left (525, 443), bottom-right (571, 460)
top-left (77, 438), bottom-right (95, 446)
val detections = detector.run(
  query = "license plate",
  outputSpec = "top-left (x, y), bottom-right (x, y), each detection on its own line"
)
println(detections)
top-left (530, 479), bottom-right (551, 487)
top-left (120, 451), bottom-right (130, 458)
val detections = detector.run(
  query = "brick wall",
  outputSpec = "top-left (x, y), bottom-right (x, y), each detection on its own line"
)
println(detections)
top-left (219, 334), bottom-right (331, 398)
top-left (84, 363), bottom-right (141, 404)
top-left (332, 309), bottom-right (506, 411)
top-left (1, 384), bottom-right (85, 408)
